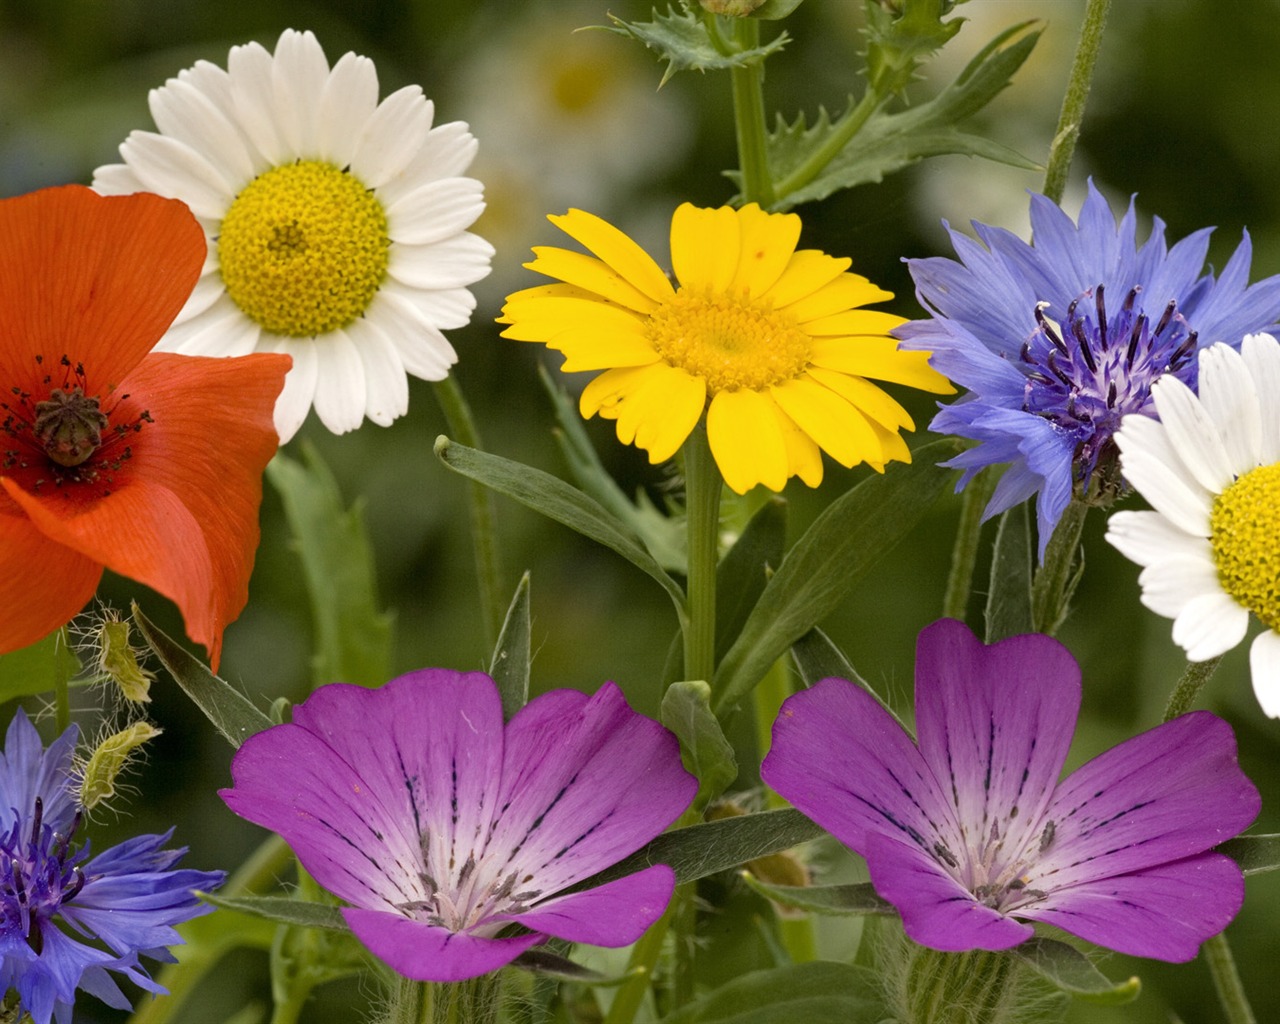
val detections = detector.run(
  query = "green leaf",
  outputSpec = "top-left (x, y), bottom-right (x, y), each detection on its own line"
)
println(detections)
top-left (662, 681), bottom-right (738, 814)
top-left (789, 627), bottom-right (907, 730)
top-left (588, 808), bottom-right (824, 889)
top-left (0, 629), bottom-right (80, 703)
top-left (740, 875), bottom-right (894, 916)
top-left (510, 948), bottom-right (619, 983)
top-left (716, 498), bottom-right (786, 660)
top-left (659, 960), bottom-right (886, 1023)
top-left (864, 0), bottom-right (964, 97)
top-left (132, 604), bottom-right (273, 748)
top-left (609, 6), bottom-right (790, 83)
top-left (434, 436), bottom-right (687, 614)
top-left (1008, 937), bottom-right (1140, 1005)
top-left (1217, 833), bottom-right (1280, 875)
top-left (201, 893), bottom-right (348, 932)
top-left (490, 572), bottom-right (531, 721)
top-left (985, 502), bottom-right (1033, 642)
top-left (713, 441), bottom-right (956, 714)
top-left (764, 22), bottom-right (1041, 209)
top-left (266, 445), bottom-right (394, 688)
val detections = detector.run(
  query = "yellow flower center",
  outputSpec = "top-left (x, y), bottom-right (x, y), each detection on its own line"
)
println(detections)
top-left (1210, 461), bottom-right (1280, 630)
top-left (218, 160), bottom-right (389, 337)
top-left (646, 289), bottom-right (811, 394)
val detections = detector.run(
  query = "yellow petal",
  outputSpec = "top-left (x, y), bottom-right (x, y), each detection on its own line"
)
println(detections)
top-left (580, 364), bottom-right (704, 463)
top-left (871, 417), bottom-right (913, 467)
top-left (806, 366), bottom-right (915, 431)
top-left (760, 249), bottom-right (850, 309)
top-left (671, 204), bottom-right (740, 293)
top-left (525, 246), bottom-right (660, 313)
top-left (770, 376), bottom-right (883, 468)
top-left (775, 403), bottom-right (824, 488)
top-left (548, 209), bottom-right (675, 304)
top-left (810, 337), bottom-right (955, 393)
top-left (801, 309), bottom-right (906, 337)
top-left (783, 273), bottom-right (894, 323)
top-left (551, 327), bottom-right (661, 371)
top-left (707, 388), bottom-right (788, 493)
top-left (729, 203), bottom-right (800, 298)
top-left (499, 293), bottom-right (646, 342)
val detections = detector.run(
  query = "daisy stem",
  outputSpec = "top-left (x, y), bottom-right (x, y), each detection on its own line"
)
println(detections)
top-left (1030, 498), bottom-right (1088, 636)
top-left (1041, 0), bottom-right (1112, 205)
top-left (729, 17), bottom-right (776, 208)
top-left (433, 376), bottom-right (505, 652)
top-left (1204, 931), bottom-right (1257, 1024)
top-left (1162, 655), bottom-right (1223, 721)
top-left (683, 424), bottom-right (721, 687)
top-left (942, 467), bottom-right (996, 622)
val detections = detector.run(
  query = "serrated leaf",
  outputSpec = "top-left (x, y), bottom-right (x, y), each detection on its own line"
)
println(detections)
top-left (1008, 937), bottom-right (1140, 1005)
top-left (132, 604), bottom-right (273, 748)
top-left (201, 893), bottom-right (348, 932)
top-left (1217, 833), bottom-right (1280, 875)
top-left (267, 445), bottom-right (394, 689)
top-left (490, 572), bottom-right (531, 721)
top-left (864, 0), bottom-right (964, 97)
top-left (662, 680), bottom-right (738, 813)
top-left (717, 497), bottom-right (786, 660)
top-left (659, 960), bottom-right (886, 1023)
top-left (740, 875), bottom-right (894, 916)
top-left (0, 629), bottom-right (80, 703)
top-left (434, 436), bottom-right (686, 614)
top-left (763, 22), bottom-right (1041, 209)
top-left (713, 441), bottom-right (956, 715)
top-left (985, 502), bottom-right (1033, 642)
top-left (609, 6), bottom-right (789, 82)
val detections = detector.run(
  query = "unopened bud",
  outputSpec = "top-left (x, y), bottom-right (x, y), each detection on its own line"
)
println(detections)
top-left (79, 721), bottom-right (162, 811)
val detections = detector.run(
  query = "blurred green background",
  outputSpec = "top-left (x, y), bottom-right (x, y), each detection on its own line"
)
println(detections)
top-left (2, 0), bottom-right (1278, 1020)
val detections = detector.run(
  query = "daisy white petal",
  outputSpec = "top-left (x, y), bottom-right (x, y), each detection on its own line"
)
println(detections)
top-left (1197, 341), bottom-right (1262, 473)
top-left (377, 121), bottom-right (479, 210)
top-left (164, 293), bottom-right (263, 357)
top-left (351, 86), bottom-right (435, 188)
top-left (149, 78), bottom-right (256, 187)
top-left (1114, 415), bottom-right (1213, 535)
top-left (1136, 557), bottom-right (1222, 619)
top-left (1149, 374), bottom-right (1235, 491)
top-left (270, 29), bottom-right (329, 154)
top-left (348, 318), bottom-right (410, 427)
top-left (117, 133), bottom-right (235, 219)
top-left (1171, 592), bottom-right (1250, 662)
top-left (1249, 631), bottom-right (1280, 718)
top-left (1242, 332), bottom-right (1280, 463)
top-left (317, 52), bottom-right (379, 167)
top-left (385, 178), bottom-right (486, 246)
top-left (311, 330), bottom-right (368, 434)
top-left (272, 338), bottom-right (321, 442)
top-left (389, 235), bottom-right (497, 291)
top-left (1105, 509), bottom-right (1211, 567)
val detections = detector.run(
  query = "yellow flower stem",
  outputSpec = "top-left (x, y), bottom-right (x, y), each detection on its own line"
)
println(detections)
top-left (432, 375), bottom-right (506, 652)
top-left (1041, 0), bottom-right (1112, 205)
top-left (941, 467), bottom-right (996, 622)
top-left (683, 423), bottom-right (721, 687)
top-left (729, 17), bottom-right (776, 208)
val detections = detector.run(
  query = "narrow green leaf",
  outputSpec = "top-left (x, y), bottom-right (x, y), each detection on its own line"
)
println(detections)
top-left (985, 502), bottom-right (1033, 642)
top-left (713, 442), bottom-right (956, 714)
top-left (267, 445), bottom-right (394, 688)
top-left (201, 893), bottom-right (348, 932)
top-left (659, 961), bottom-right (886, 1024)
top-left (740, 875), bottom-right (893, 916)
top-left (490, 572), bottom-right (531, 721)
top-left (790, 627), bottom-right (907, 728)
top-left (716, 498), bottom-right (786, 660)
top-left (1217, 833), bottom-right (1280, 875)
top-left (661, 681), bottom-right (738, 814)
top-left (608, 6), bottom-right (790, 82)
top-left (1008, 937), bottom-right (1140, 1005)
top-left (434, 436), bottom-right (687, 614)
top-left (132, 604), bottom-right (273, 748)
top-left (588, 808), bottom-right (824, 889)
top-left (0, 629), bottom-right (81, 703)
top-left (510, 949), bottom-right (616, 983)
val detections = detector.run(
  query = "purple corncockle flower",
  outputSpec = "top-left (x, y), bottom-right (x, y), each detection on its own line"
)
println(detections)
top-left (897, 181), bottom-right (1280, 556)
top-left (0, 710), bottom-right (222, 1024)
top-left (220, 670), bottom-right (697, 981)
top-left (761, 619), bottom-right (1260, 962)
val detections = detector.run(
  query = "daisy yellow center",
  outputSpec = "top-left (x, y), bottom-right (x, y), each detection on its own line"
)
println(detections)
top-left (646, 289), bottom-right (811, 394)
top-left (1210, 462), bottom-right (1280, 630)
top-left (218, 160), bottom-right (389, 338)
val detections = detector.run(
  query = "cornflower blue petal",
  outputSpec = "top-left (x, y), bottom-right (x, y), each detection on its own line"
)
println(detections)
top-left (900, 180), bottom-right (1280, 554)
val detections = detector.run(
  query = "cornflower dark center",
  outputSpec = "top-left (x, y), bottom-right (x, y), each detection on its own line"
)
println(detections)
top-left (0, 798), bottom-right (88, 953)
top-left (1020, 283), bottom-right (1198, 489)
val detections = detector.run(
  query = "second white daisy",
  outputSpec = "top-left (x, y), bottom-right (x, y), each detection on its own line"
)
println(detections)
top-left (1106, 332), bottom-right (1280, 716)
top-left (93, 28), bottom-right (493, 441)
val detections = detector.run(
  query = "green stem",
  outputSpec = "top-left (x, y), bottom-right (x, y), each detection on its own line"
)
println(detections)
top-left (1041, 0), bottom-right (1112, 204)
top-left (53, 626), bottom-right (72, 734)
top-left (683, 424), bottom-right (721, 686)
top-left (1204, 932), bottom-right (1257, 1024)
top-left (773, 91), bottom-right (880, 203)
top-left (1030, 499), bottom-right (1088, 636)
top-left (432, 376), bottom-right (505, 653)
top-left (729, 17), bottom-right (775, 208)
top-left (603, 901), bottom-right (675, 1024)
top-left (1162, 656), bottom-right (1223, 721)
top-left (941, 468), bottom-right (996, 622)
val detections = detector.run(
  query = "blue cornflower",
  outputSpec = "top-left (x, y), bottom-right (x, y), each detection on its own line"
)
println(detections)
top-left (897, 181), bottom-right (1280, 554)
top-left (0, 711), bottom-right (222, 1024)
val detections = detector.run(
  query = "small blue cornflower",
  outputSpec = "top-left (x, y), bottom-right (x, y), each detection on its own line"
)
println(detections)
top-left (897, 181), bottom-right (1280, 555)
top-left (0, 711), bottom-right (223, 1024)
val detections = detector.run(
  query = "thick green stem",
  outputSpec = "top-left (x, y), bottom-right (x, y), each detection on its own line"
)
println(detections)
top-left (683, 425), bottom-right (721, 686)
top-left (1030, 500), bottom-right (1088, 636)
top-left (729, 18), bottom-right (775, 208)
top-left (1204, 932), bottom-right (1257, 1024)
top-left (942, 468), bottom-right (996, 622)
top-left (1041, 0), bottom-right (1112, 204)
top-left (432, 376), bottom-right (505, 652)
top-left (1162, 656), bottom-right (1223, 721)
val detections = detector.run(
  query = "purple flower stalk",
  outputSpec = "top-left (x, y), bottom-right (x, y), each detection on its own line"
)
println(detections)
top-left (761, 619), bottom-right (1259, 961)
top-left (221, 670), bottom-right (697, 981)
top-left (0, 711), bottom-right (222, 1024)
top-left (897, 182), bottom-right (1280, 555)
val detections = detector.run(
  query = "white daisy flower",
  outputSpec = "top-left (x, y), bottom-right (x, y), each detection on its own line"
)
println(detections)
top-left (1106, 332), bottom-right (1280, 716)
top-left (92, 28), bottom-right (493, 441)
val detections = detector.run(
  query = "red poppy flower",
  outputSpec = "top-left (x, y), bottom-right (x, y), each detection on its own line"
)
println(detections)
top-left (0, 186), bottom-right (290, 669)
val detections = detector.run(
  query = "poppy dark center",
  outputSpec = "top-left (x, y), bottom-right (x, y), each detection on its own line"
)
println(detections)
top-left (34, 387), bottom-right (108, 468)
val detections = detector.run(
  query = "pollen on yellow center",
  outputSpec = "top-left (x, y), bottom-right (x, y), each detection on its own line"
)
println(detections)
top-left (1210, 461), bottom-right (1280, 630)
top-left (646, 289), bottom-right (811, 394)
top-left (218, 160), bottom-right (389, 338)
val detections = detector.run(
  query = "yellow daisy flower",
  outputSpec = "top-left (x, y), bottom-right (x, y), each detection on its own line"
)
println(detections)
top-left (499, 203), bottom-right (953, 493)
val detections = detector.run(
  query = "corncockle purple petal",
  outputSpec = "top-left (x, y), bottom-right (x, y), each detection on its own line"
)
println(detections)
top-left (0, 711), bottom-right (222, 1024)
top-left (761, 619), bottom-right (1260, 962)
top-left (220, 669), bottom-right (697, 982)
top-left (897, 181), bottom-right (1280, 555)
